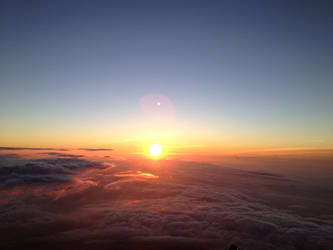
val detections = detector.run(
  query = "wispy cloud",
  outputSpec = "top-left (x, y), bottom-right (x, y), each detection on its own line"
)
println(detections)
top-left (79, 148), bottom-right (113, 151)
top-left (0, 147), bottom-right (68, 151)
top-left (43, 152), bottom-right (83, 157)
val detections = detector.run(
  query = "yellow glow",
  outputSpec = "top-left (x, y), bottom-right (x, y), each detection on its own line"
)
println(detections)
top-left (149, 144), bottom-right (162, 157)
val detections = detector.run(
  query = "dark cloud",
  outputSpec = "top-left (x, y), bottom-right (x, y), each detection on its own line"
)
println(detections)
top-left (0, 157), bottom-right (106, 188)
top-left (79, 148), bottom-right (113, 151)
top-left (0, 155), bottom-right (332, 250)
top-left (0, 147), bottom-right (67, 151)
top-left (43, 152), bottom-right (83, 157)
top-left (2, 174), bottom-right (73, 187)
top-left (0, 153), bottom-right (18, 160)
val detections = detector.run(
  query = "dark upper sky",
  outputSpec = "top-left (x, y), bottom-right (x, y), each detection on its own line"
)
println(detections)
top-left (1, 0), bottom-right (332, 148)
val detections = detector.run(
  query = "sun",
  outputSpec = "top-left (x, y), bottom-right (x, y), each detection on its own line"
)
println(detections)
top-left (149, 144), bottom-right (162, 157)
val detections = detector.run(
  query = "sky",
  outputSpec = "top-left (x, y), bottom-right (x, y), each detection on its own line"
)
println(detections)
top-left (1, 0), bottom-right (333, 154)
top-left (1, 2), bottom-right (333, 249)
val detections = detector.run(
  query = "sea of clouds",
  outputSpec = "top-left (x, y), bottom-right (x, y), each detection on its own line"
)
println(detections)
top-left (0, 151), bottom-right (333, 250)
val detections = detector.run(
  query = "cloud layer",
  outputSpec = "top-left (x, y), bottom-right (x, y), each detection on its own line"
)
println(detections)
top-left (0, 157), bottom-right (105, 188)
top-left (0, 153), bottom-right (332, 250)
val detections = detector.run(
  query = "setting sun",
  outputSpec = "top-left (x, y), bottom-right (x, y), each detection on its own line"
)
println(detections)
top-left (149, 144), bottom-right (162, 157)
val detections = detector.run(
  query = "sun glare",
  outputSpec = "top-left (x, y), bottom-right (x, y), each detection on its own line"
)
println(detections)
top-left (149, 144), bottom-right (162, 157)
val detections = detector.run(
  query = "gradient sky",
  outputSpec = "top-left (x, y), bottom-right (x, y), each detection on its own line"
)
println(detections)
top-left (1, 0), bottom-right (332, 152)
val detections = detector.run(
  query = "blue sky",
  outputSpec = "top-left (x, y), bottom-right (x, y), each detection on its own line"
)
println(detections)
top-left (1, 0), bottom-right (332, 149)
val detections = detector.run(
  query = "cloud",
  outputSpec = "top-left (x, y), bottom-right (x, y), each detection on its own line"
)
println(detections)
top-left (0, 157), bottom-right (106, 188)
top-left (0, 147), bottom-right (67, 151)
top-left (79, 148), bottom-right (113, 151)
top-left (2, 174), bottom-right (73, 187)
top-left (43, 152), bottom-right (84, 157)
top-left (0, 153), bottom-right (18, 160)
top-left (0, 155), bottom-right (332, 250)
